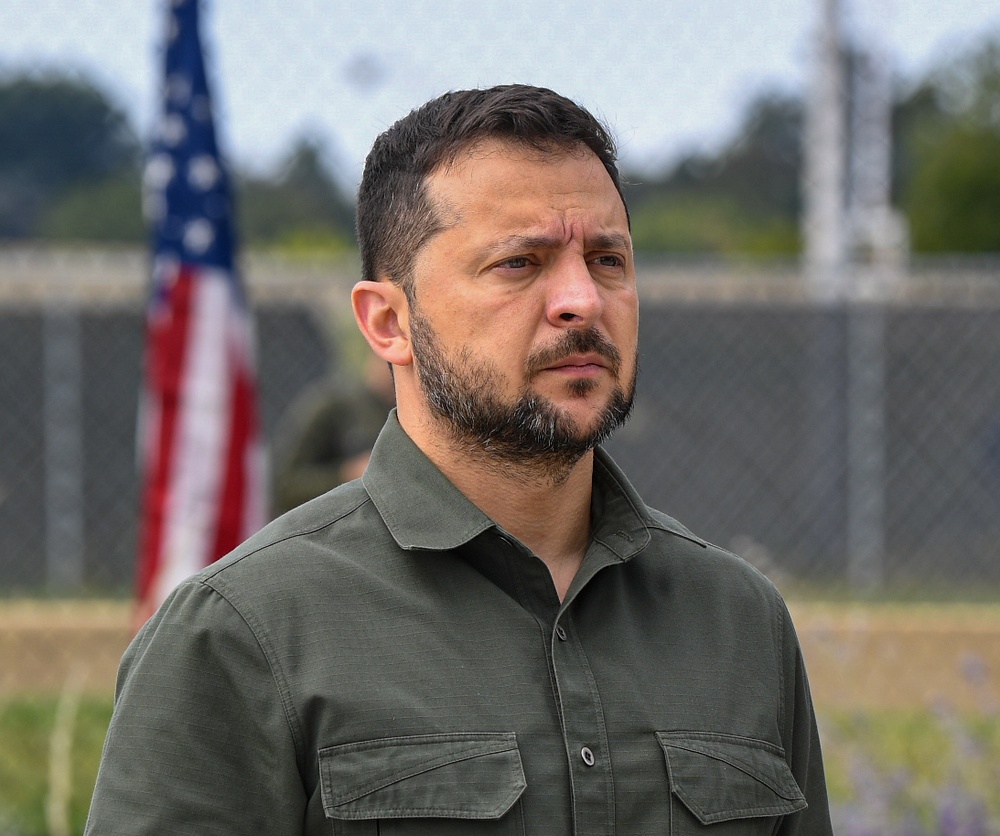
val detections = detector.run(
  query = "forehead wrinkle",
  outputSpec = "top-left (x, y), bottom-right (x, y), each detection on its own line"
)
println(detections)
top-left (423, 145), bottom-right (630, 261)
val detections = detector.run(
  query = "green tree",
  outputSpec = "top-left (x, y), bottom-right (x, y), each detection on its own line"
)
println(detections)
top-left (623, 93), bottom-right (803, 256)
top-left (903, 34), bottom-right (1000, 252)
top-left (42, 175), bottom-right (145, 243)
top-left (906, 124), bottom-right (1000, 251)
top-left (623, 28), bottom-right (1000, 256)
top-left (891, 81), bottom-right (946, 206)
top-left (238, 138), bottom-right (356, 253)
top-left (0, 74), bottom-right (140, 237)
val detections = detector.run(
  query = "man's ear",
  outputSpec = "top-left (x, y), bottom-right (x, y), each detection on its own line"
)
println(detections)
top-left (351, 280), bottom-right (413, 367)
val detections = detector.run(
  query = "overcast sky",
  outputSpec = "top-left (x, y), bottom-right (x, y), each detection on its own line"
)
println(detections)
top-left (3, 0), bottom-right (1000, 188)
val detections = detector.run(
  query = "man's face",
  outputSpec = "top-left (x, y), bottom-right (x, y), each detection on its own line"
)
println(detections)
top-left (406, 140), bottom-right (639, 469)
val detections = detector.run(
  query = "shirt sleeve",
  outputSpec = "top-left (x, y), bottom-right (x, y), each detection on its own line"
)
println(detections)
top-left (777, 602), bottom-right (834, 835)
top-left (85, 580), bottom-right (306, 835)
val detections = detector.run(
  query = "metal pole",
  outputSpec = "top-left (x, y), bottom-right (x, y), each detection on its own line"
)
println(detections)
top-left (843, 13), bottom-right (904, 590)
top-left (845, 296), bottom-right (886, 588)
top-left (803, 0), bottom-right (847, 300)
top-left (801, 0), bottom-right (849, 576)
top-left (43, 303), bottom-right (86, 592)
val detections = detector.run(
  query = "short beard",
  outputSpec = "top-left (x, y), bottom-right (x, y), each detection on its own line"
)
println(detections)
top-left (409, 307), bottom-right (636, 482)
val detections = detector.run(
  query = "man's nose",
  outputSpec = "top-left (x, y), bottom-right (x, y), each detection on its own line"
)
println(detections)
top-left (545, 257), bottom-right (604, 327)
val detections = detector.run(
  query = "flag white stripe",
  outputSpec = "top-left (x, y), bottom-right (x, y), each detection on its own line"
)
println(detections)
top-left (153, 270), bottom-right (234, 603)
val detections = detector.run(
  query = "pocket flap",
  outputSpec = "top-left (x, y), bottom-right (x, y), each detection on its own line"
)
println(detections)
top-left (319, 732), bottom-right (526, 821)
top-left (656, 731), bottom-right (807, 824)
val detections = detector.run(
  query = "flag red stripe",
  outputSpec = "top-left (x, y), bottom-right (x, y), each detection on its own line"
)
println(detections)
top-left (210, 353), bottom-right (257, 557)
top-left (136, 266), bottom-right (196, 603)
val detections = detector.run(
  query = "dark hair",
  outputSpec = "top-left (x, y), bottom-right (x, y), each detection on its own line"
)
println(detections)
top-left (356, 84), bottom-right (626, 294)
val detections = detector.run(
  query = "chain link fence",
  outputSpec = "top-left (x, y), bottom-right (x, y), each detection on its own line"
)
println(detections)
top-left (1, 247), bottom-right (998, 598)
top-left (619, 259), bottom-right (1000, 595)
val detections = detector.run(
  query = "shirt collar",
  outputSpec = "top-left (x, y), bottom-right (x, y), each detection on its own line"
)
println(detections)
top-left (363, 410), bottom-right (681, 560)
top-left (363, 411), bottom-right (495, 551)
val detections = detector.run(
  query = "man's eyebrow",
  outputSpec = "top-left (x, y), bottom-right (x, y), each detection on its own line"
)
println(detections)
top-left (485, 231), bottom-right (631, 255)
top-left (589, 232), bottom-right (631, 252)
top-left (486, 234), bottom-right (562, 254)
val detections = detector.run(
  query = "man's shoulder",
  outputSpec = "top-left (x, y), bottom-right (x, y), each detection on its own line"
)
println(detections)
top-left (195, 479), bottom-right (391, 595)
top-left (132, 480), bottom-right (408, 679)
top-left (640, 505), bottom-right (783, 601)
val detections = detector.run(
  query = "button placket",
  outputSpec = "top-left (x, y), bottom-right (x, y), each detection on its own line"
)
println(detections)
top-left (549, 604), bottom-right (615, 835)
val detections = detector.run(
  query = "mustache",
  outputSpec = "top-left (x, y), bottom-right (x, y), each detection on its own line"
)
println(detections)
top-left (525, 328), bottom-right (622, 379)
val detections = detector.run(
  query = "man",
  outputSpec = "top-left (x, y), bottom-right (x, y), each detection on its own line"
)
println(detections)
top-left (87, 85), bottom-right (832, 834)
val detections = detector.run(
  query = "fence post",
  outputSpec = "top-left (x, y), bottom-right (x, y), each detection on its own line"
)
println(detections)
top-left (43, 303), bottom-right (85, 592)
top-left (843, 24), bottom-right (905, 590)
top-left (845, 289), bottom-right (886, 588)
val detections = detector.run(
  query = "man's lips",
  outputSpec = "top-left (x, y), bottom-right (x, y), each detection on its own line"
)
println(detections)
top-left (542, 353), bottom-right (610, 374)
top-left (525, 330), bottom-right (623, 379)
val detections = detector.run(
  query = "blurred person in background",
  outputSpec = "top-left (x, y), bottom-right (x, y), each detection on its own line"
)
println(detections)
top-left (272, 351), bottom-right (394, 515)
top-left (86, 84), bottom-right (832, 834)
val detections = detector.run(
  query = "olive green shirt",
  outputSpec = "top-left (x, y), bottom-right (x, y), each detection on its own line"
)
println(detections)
top-left (87, 411), bottom-right (831, 834)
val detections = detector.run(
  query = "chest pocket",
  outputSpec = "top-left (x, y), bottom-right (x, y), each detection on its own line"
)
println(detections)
top-left (319, 732), bottom-right (526, 835)
top-left (656, 731), bottom-right (807, 835)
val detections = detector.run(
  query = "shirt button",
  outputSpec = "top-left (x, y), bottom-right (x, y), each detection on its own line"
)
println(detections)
top-left (555, 625), bottom-right (568, 641)
top-left (581, 747), bottom-right (595, 767)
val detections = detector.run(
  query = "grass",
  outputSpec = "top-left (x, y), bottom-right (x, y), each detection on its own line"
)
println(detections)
top-left (1, 700), bottom-right (999, 835)
top-left (0, 697), bottom-right (112, 836)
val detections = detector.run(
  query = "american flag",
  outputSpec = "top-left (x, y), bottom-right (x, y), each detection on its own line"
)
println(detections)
top-left (135, 0), bottom-right (267, 625)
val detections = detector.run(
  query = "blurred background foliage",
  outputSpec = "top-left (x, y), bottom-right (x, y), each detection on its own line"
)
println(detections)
top-left (2, 28), bottom-right (1000, 256)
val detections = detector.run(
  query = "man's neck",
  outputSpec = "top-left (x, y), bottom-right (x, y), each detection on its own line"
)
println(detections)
top-left (406, 411), bottom-right (595, 601)
top-left (452, 451), bottom-right (594, 602)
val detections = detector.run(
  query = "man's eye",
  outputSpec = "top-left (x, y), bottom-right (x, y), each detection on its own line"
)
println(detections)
top-left (593, 254), bottom-right (624, 268)
top-left (499, 256), bottom-right (532, 269)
